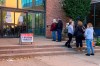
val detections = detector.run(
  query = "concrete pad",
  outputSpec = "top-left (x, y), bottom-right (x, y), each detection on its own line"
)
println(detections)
top-left (0, 58), bottom-right (51, 66)
top-left (35, 55), bottom-right (99, 66)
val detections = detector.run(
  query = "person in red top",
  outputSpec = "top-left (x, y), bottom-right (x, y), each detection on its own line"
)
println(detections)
top-left (50, 19), bottom-right (57, 41)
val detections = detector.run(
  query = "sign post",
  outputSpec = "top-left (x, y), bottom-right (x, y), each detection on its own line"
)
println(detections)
top-left (19, 33), bottom-right (33, 44)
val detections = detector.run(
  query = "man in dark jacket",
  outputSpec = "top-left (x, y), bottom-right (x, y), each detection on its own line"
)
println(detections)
top-left (57, 19), bottom-right (63, 42)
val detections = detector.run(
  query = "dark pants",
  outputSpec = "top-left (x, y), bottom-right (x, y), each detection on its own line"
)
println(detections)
top-left (65, 33), bottom-right (73, 47)
top-left (76, 37), bottom-right (83, 48)
top-left (57, 29), bottom-right (62, 41)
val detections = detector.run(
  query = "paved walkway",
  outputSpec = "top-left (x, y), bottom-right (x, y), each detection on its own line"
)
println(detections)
top-left (0, 37), bottom-right (100, 66)
top-left (0, 37), bottom-right (65, 46)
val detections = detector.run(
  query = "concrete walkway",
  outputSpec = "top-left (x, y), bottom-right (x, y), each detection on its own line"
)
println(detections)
top-left (0, 54), bottom-right (100, 66)
top-left (0, 37), bottom-right (100, 66)
top-left (0, 37), bottom-right (65, 46)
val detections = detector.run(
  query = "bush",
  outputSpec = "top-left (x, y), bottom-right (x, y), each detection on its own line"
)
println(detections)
top-left (62, 0), bottom-right (91, 21)
top-left (96, 38), bottom-right (100, 46)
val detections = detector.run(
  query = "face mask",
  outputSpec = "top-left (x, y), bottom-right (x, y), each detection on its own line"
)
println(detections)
top-left (87, 26), bottom-right (89, 28)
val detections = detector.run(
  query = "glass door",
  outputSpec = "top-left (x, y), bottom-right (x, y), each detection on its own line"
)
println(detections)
top-left (28, 13), bottom-right (45, 36)
top-left (34, 13), bottom-right (45, 36)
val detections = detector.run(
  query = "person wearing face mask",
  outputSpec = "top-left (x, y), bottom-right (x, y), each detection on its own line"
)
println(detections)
top-left (65, 22), bottom-right (74, 48)
top-left (85, 23), bottom-right (94, 56)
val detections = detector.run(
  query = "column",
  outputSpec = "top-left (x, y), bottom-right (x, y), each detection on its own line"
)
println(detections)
top-left (32, 13), bottom-right (35, 33)
top-left (32, 0), bottom-right (35, 9)
top-left (94, 3), bottom-right (96, 27)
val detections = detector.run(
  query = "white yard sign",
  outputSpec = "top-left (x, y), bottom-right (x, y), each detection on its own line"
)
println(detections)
top-left (20, 33), bottom-right (33, 43)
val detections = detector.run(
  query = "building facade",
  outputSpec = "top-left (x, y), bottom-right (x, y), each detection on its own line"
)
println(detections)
top-left (46, 0), bottom-right (67, 38)
top-left (0, 0), bottom-right (100, 38)
top-left (88, 0), bottom-right (100, 36)
top-left (0, 0), bottom-right (67, 38)
top-left (0, 0), bottom-right (46, 38)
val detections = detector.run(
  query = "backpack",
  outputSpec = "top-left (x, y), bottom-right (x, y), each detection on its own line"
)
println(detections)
top-left (64, 28), bottom-right (68, 33)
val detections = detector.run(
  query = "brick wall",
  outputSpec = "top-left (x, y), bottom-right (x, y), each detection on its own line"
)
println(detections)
top-left (46, 0), bottom-right (68, 38)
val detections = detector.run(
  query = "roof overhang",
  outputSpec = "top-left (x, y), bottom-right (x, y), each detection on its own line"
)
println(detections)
top-left (92, 0), bottom-right (100, 4)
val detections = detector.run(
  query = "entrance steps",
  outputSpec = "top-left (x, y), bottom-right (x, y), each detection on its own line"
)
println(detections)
top-left (0, 44), bottom-right (100, 60)
top-left (0, 45), bottom-right (76, 59)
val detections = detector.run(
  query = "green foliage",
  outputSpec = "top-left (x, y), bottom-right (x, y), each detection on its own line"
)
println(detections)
top-left (62, 0), bottom-right (91, 21)
top-left (3, 11), bottom-right (6, 19)
top-left (0, 0), bottom-right (5, 5)
top-left (23, 15), bottom-right (32, 29)
top-left (96, 38), bottom-right (100, 46)
top-left (0, 11), bottom-right (6, 23)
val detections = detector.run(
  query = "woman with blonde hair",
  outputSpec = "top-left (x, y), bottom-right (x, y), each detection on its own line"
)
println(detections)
top-left (85, 23), bottom-right (94, 56)
top-left (74, 20), bottom-right (85, 51)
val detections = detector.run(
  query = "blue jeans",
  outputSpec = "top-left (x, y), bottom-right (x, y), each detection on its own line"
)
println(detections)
top-left (57, 29), bottom-right (62, 41)
top-left (86, 39), bottom-right (94, 54)
top-left (52, 31), bottom-right (56, 41)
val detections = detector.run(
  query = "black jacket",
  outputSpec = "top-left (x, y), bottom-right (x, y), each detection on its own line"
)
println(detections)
top-left (57, 20), bottom-right (63, 30)
top-left (74, 26), bottom-right (84, 37)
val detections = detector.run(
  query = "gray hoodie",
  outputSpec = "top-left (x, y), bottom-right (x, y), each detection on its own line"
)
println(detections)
top-left (85, 27), bottom-right (94, 40)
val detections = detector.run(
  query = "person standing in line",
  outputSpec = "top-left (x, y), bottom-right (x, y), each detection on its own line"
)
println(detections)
top-left (56, 19), bottom-right (63, 42)
top-left (65, 21), bottom-right (74, 48)
top-left (68, 16), bottom-right (74, 27)
top-left (74, 21), bottom-right (85, 51)
top-left (50, 19), bottom-right (57, 41)
top-left (85, 23), bottom-right (94, 56)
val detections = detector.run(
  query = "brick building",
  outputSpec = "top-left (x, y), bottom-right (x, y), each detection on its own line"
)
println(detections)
top-left (0, 0), bottom-right (100, 38)
top-left (46, 0), bottom-right (67, 38)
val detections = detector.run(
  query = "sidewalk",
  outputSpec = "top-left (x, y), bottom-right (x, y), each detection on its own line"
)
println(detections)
top-left (0, 37), bottom-right (65, 46)
top-left (0, 37), bottom-right (100, 66)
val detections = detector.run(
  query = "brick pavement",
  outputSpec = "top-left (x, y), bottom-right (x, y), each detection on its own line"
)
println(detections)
top-left (0, 37), bottom-right (100, 66)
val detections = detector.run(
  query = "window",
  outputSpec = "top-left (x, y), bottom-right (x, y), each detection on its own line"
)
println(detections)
top-left (35, 0), bottom-right (43, 6)
top-left (0, 0), bottom-right (17, 8)
top-left (21, 0), bottom-right (32, 8)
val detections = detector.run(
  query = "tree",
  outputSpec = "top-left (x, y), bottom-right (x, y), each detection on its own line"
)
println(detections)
top-left (0, 0), bottom-right (5, 5)
top-left (62, 0), bottom-right (91, 21)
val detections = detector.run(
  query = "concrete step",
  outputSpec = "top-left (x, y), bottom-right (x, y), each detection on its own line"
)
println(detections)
top-left (72, 46), bottom-right (100, 49)
top-left (0, 47), bottom-right (69, 54)
top-left (0, 45), bottom-right (75, 59)
top-left (0, 44), bottom-right (100, 49)
top-left (0, 45), bottom-right (100, 54)
top-left (0, 51), bottom-right (76, 59)
top-left (0, 45), bottom-right (63, 49)
top-left (0, 44), bottom-right (100, 60)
